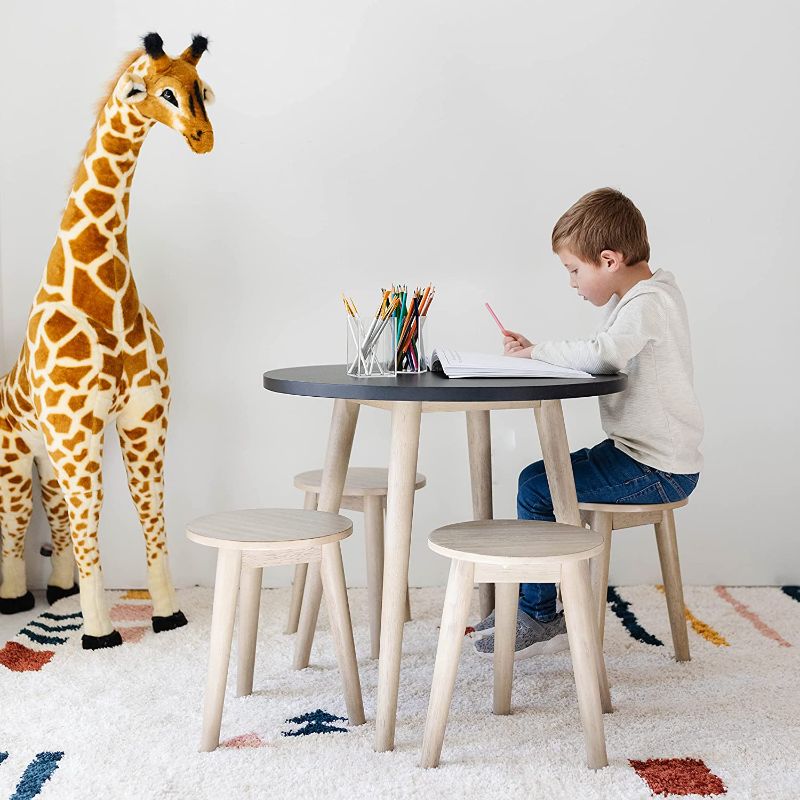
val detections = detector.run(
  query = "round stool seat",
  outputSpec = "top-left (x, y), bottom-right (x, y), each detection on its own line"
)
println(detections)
top-left (578, 498), bottom-right (688, 514)
top-left (429, 520), bottom-right (604, 565)
top-left (293, 467), bottom-right (426, 496)
top-left (186, 509), bottom-right (352, 550)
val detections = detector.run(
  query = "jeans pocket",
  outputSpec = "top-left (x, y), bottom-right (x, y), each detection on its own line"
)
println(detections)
top-left (617, 480), bottom-right (670, 505)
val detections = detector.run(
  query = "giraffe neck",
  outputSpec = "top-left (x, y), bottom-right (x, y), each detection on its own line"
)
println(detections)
top-left (38, 88), bottom-right (156, 332)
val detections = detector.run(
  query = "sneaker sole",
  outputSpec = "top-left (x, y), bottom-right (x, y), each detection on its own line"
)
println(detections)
top-left (466, 625), bottom-right (494, 639)
top-left (473, 632), bottom-right (570, 660)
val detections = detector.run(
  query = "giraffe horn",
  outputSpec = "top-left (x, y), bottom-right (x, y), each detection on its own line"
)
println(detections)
top-left (181, 34), bottom-right (209, 66)
top-left (142, 32), bottom-right (171, 72)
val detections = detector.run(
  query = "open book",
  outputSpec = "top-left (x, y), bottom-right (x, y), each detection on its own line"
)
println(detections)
top-left (430, 347), bottom-right (592, 379)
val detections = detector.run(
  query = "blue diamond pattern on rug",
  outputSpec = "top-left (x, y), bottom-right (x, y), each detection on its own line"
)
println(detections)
top-left (283, 709), bottom-right (348, 737)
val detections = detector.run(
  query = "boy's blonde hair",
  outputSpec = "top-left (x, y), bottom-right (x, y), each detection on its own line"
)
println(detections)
top-left (552, 188), bottom-right (650, 265)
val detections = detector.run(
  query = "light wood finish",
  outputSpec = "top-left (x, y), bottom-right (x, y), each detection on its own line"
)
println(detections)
top-left (579, 500), bottom-right (691, 661)
top-left (493, 581), bottom-right (518, 716)
top-left (236, 565), bottom-right (263, 697)
top-left (364, 494), bottom-right (385, 659)
top-left (466, 409), bottom-right (496, 618)
top-left (186, 508), bottom-right (351, 550)
top-left (357, 399), bottom-right (541, 413)
top-left (655, 509), bottom-right (690, 661)
top-left (294, 399), bottom-right (360, 670)
top-left (376, 401), bottom-right (422, 753)
top-left (473, 562), bottom-right (563, 583)
top-left (287, 468), bottom-right (424, 657)
top-left (284, 492), bottom-right (317, 634)
top-left (560, 559), bottom-right (608, 769)
top-left (190, 508), bottom-right (364, 751)
top-left (534, 401), bottom-right (582, 527)
top-left (200, 548), bottom-right (241, 752)
top-left (319, 541), bottom-right (366, 725)
top-left (429, 520), bottom-right (604, 564)
top-left (419, 558), bottom-right (475, 769)
top-left (422, 521), bottom-right (610, 770)
top-left (587, 509), bottom-right (613, 642)
top-left (294, 467), bottom-right (426, 496)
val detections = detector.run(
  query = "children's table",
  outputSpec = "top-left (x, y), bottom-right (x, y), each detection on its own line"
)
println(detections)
top-left (262, 365), bottom-right (626, 752)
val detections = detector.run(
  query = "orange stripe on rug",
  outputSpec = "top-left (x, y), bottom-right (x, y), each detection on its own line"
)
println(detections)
top-left (655, 585), bottom-right (729, 647)
top-left (121, 589), bottom-right (151, 600)
top-left (714, 586), bottom-right (792, 647)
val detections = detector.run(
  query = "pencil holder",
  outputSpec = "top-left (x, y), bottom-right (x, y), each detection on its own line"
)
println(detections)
top-left (346, 316), bottom-right (397, 378)
top-left (396, 315), bottom-right (427, 373)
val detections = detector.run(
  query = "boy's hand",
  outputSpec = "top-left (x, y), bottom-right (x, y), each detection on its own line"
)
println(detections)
top-left (503, 330), bottom-right (534, 357)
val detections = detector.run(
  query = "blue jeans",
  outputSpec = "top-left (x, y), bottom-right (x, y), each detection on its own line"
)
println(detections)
top-left (516, 439), bottom-right (699, 621)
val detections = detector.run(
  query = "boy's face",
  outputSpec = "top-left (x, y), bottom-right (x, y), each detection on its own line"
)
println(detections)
top-left (556, 248), bottom-right (616, 307)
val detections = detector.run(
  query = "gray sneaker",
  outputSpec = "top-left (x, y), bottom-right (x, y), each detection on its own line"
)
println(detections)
top-left (473, 609), bottom-right (569, 660)
top-left (466, 609), bottom-right (495, 639)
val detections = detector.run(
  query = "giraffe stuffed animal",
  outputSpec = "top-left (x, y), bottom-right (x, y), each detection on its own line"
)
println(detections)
top-left (0, 33), bottom-right (214, 649)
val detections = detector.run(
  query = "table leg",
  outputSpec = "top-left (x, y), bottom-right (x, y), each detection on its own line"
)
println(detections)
top-left (533, 400), bottom-right (581, 526)
top-left (293, 399), bottom-right (360, 670)
top-left (466, 409), bottom-right (495, 617)
top-left (375, 401), bottom-right (422, 752)
top-left (535, 400), bottom-right (611, 710)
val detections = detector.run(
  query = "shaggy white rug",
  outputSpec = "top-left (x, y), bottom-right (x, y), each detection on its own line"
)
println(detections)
top-left (1, 585), bottom-right (799, 799)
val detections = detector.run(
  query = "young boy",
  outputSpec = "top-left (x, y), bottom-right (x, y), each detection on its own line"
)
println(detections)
top-left (473, 187), bottom-right (703, 659)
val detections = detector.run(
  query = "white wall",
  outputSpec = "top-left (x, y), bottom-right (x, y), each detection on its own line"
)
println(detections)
top-left (1, 1), bottom-right (797, 593)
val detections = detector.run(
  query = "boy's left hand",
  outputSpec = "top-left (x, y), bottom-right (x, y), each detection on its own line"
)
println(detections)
top-left (506, 345), bottom-right (535, 359)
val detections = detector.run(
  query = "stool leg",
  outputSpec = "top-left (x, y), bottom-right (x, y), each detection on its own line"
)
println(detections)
top-left (466, 410), bottom-right (495, 618)
top-left (364, 495), bottom-right (384, 659)
top-left (655, 509), bottom-right (690, 662)
top-left (560, 560), bottom-right (608, 769)
top-left (320, 541), bottom-right (365, 726)
top-left (237, 564), bottom-right (263, 697)
top-left (294, 400), bottom-right (359, 669)
top-left (404, 583), bottom-right (412, 623)
top-left (420, 559), bottom-right (475, 768)
top-left (588, 510), bottom-right (613, 645)
top-left (200, 548), bottom-right (242, 752)
top-left (493, 581), bottom-right (518, 716)
top-left (285, 492), bottom-right (318, 634)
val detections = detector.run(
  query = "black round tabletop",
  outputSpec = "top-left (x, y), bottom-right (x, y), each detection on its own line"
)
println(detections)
top-left (263, 365), bottom-right (626, 402)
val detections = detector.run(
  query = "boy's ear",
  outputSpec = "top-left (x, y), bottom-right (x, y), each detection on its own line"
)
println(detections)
top-left (599, 249), bottom-right (624, 273)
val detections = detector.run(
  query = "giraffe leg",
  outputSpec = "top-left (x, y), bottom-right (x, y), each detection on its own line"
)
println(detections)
top-left (35, 455), bottom-right (79, 605)
top-left (38, 421), bottom-right (120, 647)
top-left (116, 398), bottom-right (185, 632)
top-left (0, 445), bottom-right (35, 614)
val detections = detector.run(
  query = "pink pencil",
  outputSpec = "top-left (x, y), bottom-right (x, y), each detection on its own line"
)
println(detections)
top-left (485, 302), bottom-right (509, 335)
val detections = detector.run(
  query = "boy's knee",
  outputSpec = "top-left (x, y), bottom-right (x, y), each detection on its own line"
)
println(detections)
top-left (518, 459), bottom-right (546, 490)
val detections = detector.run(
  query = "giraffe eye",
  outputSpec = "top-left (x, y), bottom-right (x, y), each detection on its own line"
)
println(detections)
top-left (160, 89), bottom-right (179, 108)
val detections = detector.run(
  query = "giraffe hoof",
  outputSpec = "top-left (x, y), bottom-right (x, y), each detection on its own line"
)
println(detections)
top-left (0, 591), bottom-right (35, 615)
top-left (82, 630), bottom-right (123, 650)
top-left (152, 610), bottom-right (188, 633)
top-left (46, 583), bottom-right (80, 605)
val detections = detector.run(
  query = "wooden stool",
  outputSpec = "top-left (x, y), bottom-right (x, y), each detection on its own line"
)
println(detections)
top-left (579, 499), bottom-right (690, 661)
top-left (420, 520), bottom-right (611, 770)
top-left (186, 509), bottom-right (365, 751)
top-left (287, 467), bottom-right (426, 659)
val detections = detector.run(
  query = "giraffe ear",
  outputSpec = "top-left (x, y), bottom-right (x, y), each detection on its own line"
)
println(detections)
top-left (201, 81), bottom-right (215, 106)
top-left (115, 74), bottom-right (147, 105)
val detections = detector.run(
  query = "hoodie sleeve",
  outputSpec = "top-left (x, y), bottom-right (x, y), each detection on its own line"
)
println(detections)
top-left (531, 292), bottom-right (666, 374)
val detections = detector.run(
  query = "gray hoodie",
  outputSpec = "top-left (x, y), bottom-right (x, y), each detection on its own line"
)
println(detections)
top-left (532, 269), bottom-right (704, 474)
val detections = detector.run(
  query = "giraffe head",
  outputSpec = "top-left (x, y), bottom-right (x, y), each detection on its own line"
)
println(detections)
top-left (114, 33), bottom-right (215, 154)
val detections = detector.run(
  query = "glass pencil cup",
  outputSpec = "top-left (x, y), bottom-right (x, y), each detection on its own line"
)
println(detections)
top-left (346, 315), bottom-right (397, 378)
top-left (395, 314), bottom-right (427, 373)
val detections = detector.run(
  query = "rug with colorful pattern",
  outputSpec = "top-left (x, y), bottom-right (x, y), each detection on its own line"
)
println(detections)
top-left (1, 586), bottom-right (799, 799)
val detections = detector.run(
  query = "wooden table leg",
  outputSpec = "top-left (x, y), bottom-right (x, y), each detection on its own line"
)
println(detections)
top-left (466, 409), bottom-right (495, 617)
top-left (375, 401), bottom-right (422, 752)
top-left (533, 400), bottom-right (582, 527)
top-left (293, 399), bottom-right (359, 670)
top-left (535, 400), bottom-right (612, 712)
